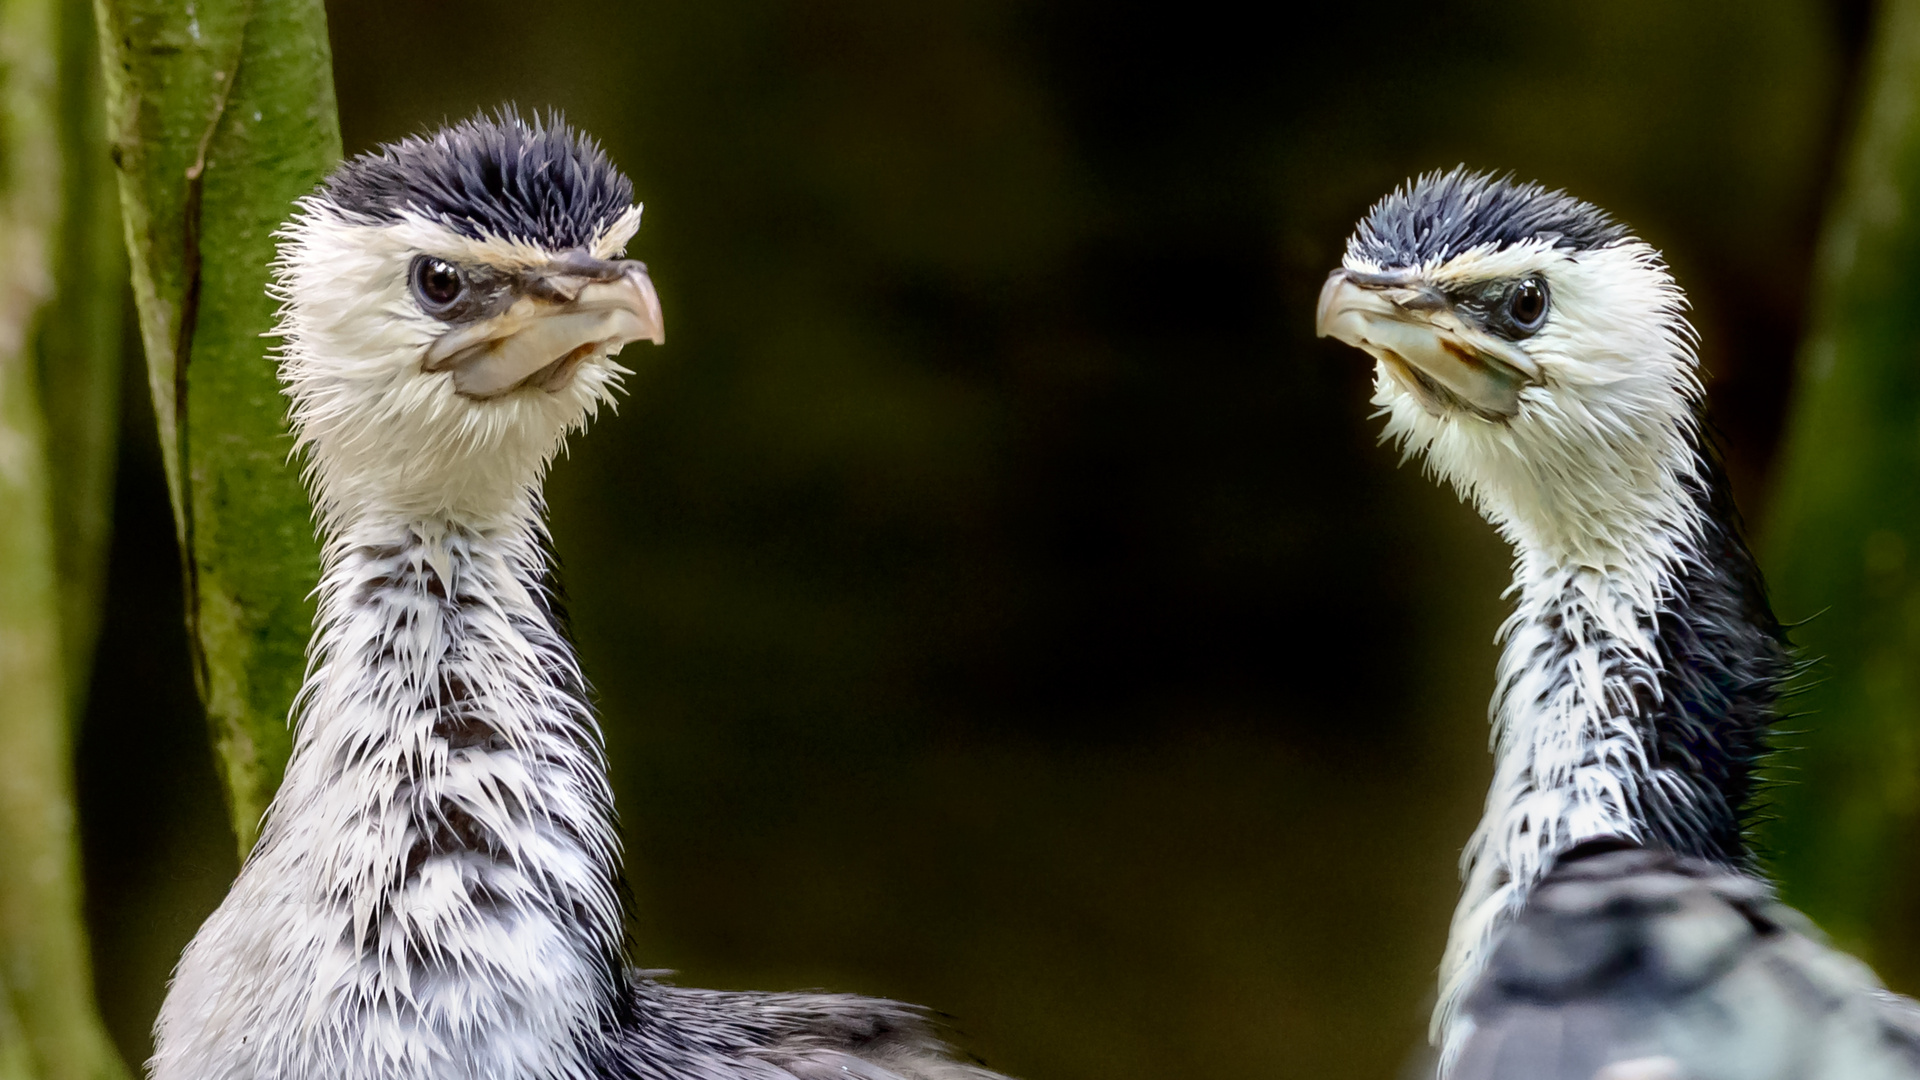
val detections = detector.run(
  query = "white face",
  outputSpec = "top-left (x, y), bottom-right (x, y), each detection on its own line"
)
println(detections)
top-left (274, 203), bottom-right (663, 524)
top-left (1318, 238), bottom-right (1704, 566)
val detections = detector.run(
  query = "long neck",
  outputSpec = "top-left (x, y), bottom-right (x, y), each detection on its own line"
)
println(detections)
top-left (1436, 442), bottom-right (1789, 1043)
top-left (249, 500), bottom-right (627, 1077)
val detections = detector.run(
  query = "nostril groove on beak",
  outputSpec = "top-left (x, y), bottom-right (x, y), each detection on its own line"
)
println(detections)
top-left (1396, 287), bottom-right (1449, 313)
top-left (523, 251), bottom-right (647, 302)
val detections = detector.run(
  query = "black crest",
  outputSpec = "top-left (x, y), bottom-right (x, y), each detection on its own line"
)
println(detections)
top-left (324, 111), bottom-right (634, 250)
top-left (1348, 168), bottom-right (1629, 268)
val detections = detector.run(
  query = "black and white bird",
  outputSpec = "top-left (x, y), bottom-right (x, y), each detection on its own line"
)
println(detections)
top-left (151, 113), bottom-right (1007, 1080)
top-left (1317, 170), bottom-right (1920, 1079)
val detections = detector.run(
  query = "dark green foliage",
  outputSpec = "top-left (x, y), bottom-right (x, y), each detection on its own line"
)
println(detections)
top-left (1765, 0), bottom-right (1920, 990)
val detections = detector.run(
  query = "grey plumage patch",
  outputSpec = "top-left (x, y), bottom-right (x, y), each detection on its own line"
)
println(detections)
top-left (606, 977), bottom-right (1006, 1080)
top-left (1348, 168), bottom-right (1629, 269)
top-left (325, 111), bottom-right (633, 250)
top-left (1451, 844), bottom-right (1920, 1080)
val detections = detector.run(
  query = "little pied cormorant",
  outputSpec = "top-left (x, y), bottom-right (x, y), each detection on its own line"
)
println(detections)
top-left (1318, 170), bottom-right (1920, 1080)
top-left (150, 113), bottom-right (1009, 1080)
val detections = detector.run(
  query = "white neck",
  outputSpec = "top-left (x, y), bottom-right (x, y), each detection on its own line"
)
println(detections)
top-left (1438, 544), bottom-right (1684, 1030)
top-left (153, 499), bottom-right (626, 1080)
top-left (1431, 447), bottom-right (1783, 1064)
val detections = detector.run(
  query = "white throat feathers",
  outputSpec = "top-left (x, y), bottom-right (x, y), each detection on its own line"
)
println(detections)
top-left (1316, 170), bottom-right (1791, 1064)
top-left (152, 520), bottom-right (628, 1080)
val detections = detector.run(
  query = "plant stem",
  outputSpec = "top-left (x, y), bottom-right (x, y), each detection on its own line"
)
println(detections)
top-left (0, 0), bottom-right (132, 1071)
top-left (94, 0), bottom-right (338, 855)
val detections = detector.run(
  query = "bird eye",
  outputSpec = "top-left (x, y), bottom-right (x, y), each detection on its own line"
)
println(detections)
top-left (1508, 278), bottom-right (1549, 332)
top-left (411, 257), bottom-right (467, 313)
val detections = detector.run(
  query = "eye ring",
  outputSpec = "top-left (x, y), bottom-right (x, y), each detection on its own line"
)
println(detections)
top-left (410, 256), bottom-right (467, 314)
top-left (1508, 277), bottom-right (1549, 333)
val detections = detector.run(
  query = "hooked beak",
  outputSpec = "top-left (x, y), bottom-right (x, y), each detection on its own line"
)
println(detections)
top-left (424, 254), bottom-right (666, 400)
top-left (1315, 269), bottom-right (1539, 420)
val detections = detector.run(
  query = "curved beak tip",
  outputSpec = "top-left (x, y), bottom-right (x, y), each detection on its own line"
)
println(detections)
top-left (1315, 269), bottom-right (1384, 351)
top-left (1314, 270), bottom-right (1348, 340)
top-left (629, 269), bottom-right (666, 346)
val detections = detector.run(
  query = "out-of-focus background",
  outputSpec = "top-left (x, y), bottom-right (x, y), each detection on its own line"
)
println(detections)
top-left (74, 3), bottom-right (1882, 1078)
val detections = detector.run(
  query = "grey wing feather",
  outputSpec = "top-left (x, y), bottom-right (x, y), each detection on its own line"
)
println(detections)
top-left (610, 973), bottom-right (1012, 1080)
top-left (1450, 846), bottom-right (1920, 1080)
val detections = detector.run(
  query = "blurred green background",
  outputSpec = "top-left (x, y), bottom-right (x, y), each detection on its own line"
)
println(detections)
top-left (71, 3), bottom-right (1878, 1078)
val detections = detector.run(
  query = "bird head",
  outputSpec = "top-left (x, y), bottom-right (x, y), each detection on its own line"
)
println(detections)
top-left (1317, 169), bottom-right (1703, 566)
top-left (274, 112), bottom-right (663, 524)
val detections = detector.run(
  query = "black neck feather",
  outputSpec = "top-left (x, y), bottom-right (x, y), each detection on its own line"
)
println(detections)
top-left (1633, 435), bottom-right (1791, 865)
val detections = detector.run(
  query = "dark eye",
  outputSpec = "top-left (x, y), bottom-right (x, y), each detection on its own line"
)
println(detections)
top-left (1508, 277), bottom-right (1549, 332)
top-left (411, 256), bottom-right (466, 312)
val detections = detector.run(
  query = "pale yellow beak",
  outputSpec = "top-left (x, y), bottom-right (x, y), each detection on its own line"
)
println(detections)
top-left (424, 263), bottom-right (665, 399)
top-left (1315, 270), bottom-right (1539, 420)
